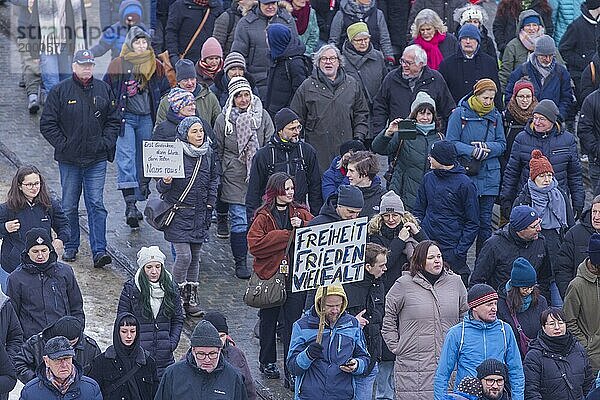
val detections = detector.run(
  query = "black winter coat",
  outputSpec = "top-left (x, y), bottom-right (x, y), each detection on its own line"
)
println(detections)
top-left (6, 253), bottom-right (85, 339)
top-left (0, 292), bottom-right (22, 361)
top-left (311, 0), bottom-right (340, 42)
top-left (372, 66), bottom-right (456, 135)
top-left (578, 87), bottom-right (600, 163)
top-left (579, 53), bottom-right (600, 102)
top-left (40, 77), bottom-right (120, 167)
top-left (246, 135), bottom-right (322, 219)
top-left (438, 50), bottom-right (503, 109)
top-left (117, 280), bottom-right (184, 378)
top-left (501, 123), bottom-right (585, 213)
top-left (558, 4), bottom-right (597, 103)
top-left (14, 322), bottom-right (101, 384)
top-left (470, 224), bottom-right (553, 301)
top-left (524, 332), bottom-right (594, 399)
top-left (357, 181), bottom-right (386, 218)
top-left (165, 0), bottom-right (222, 65)
top-left (492, 0), bottom-right (554, 55)
top-left (0, 344), bottom-right (16, 400)
top-left (265, 38), bottom-right (310, 117)
top-left (154, 350), bottom-right (248, 400)
top-left (376, 0), bottom-right (410, 53)
top-left (157, 150), bottom-right (219, 244)
top-left (0, 199), bottom-right (70, 273)
top-left (222, 339), bottom-right (257, 400)
top-left (555, 207), bottom-right (598, 298)
top-left (496, 286), bottom-right (548, 359)
top-left (86, 312), bottom-right (159, 400)
top-left (344, 272), bottom-right (385, 376)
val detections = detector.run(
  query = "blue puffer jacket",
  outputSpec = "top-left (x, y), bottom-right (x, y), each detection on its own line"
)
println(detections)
top-left (550, 0), bottom-right (583, 45)
top-left (413, 165), bottom-right (480, 261)
top-left (117, 279), bottom-right (184, 378)
top-left (20, 362), bottom-right (102, 400)
top-left (321, 156), bottom-right (345, 201)
top-left (287, 289), bottom-right (370, 400)
top-left (433, 314), bottom-right (525, 400)
top-left (91, 0), bottom-right (147, 59)
top-left (500, 122), bottom-right (584, 212)
top-left (445, 96), bottom-right (506, 196)
top-left (505, 60), bottom-right (575, 119)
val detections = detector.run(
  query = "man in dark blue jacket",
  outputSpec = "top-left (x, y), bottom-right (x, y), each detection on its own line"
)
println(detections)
top-left (414, 140), bottom-right (480, 286)
top-left (40, 50), bottom-right (120, 268)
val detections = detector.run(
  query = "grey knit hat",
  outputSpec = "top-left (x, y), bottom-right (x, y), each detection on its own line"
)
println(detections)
top-left (175, 59), bottom-right (196, 82)
top-left (410, 91), bottom-right (436, 116)
top-left (177, 116), bottom-right (203, 142)
top-left (190, 320), bottom-right (222, 348)
top-left (476, 358), bottom-right (508, 380)
top-left (379, 190), bottom-right (405, 214)
top-left (337, 185), bottom-right (364, 209)
top-left (534, 34), bottom-right (556, 56)
top-left (533, 99), bottom-right (559, 124)
top-left (223, 52), bottom-right (246, 74)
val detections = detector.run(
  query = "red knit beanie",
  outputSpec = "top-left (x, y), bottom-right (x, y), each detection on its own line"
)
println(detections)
top-left (529, 149), bottom-right (554, 180)
top-left (201, 37), bottom-right (223, 60)
top-left (513, 79), bottom-right (535, 97)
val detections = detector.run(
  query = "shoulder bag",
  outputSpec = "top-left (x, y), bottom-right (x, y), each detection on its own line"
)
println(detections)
top-left (144, 158), bottom-right (201, 231)
top-left (158, 8), bottom-right (211, 87)
top-left (243, 230), bottom-right (294, 309)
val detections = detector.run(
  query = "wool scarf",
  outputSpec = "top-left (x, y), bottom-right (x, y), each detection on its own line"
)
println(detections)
top-left (416, 122), bottom-right (436, 135)
top-left (134, 268), bottom-right (164, 318)
top-left (196, 58), bottom-right (223, 80)
top-left (529, 52), bottom-right (556, 85)
top-left (181, 136), bottom-right (212, 158)
top-left (414, 32), bottom-right (446, 70)
top-left (37, 0), bottom-right (85, 55)
top-left (528, 178), bottom-right (567, 230)
top-left (507, 95), bottom-right (538, 124)
top-left (292, 2), bottom-right (311, 35)
top-left (224, 96), bottom-right (263, 181)
top-left (120, 48), bottom-right (157, 89)
top-left (46, 366), bottom-right (76, 394)
top-left (468, 94), bottom-right (494, 116)
top-left (540, 330), bottom-right (575, 357)
top-left (518, 27), bottom-right (544, 52)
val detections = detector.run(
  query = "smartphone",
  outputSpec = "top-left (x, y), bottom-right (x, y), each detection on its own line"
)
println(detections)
top-left (397, 119), bottom-right (417, 140)
top-left (342, 358), bottom-right (355, 367)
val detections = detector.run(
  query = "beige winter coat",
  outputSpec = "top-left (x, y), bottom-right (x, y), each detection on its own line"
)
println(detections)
top-left (381, 269), bottom-right (468, 399)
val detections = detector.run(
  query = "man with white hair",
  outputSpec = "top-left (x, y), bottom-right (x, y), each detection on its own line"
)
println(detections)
top-left (372, 44), bottom-right (456, 134)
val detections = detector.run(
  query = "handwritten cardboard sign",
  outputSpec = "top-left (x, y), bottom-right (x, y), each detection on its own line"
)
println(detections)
top-left (292, 217), bottom-right (368, 293)
top-left (142, 141), bottom-right (185, 178)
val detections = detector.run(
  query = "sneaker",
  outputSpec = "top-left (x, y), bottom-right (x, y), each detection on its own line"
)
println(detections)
top-left (28, 94), bottom-right (39, 114)
top-left (259, 363), bottom-right (280, 379)
top-left (62, 249), bottom-right (77, 262)
top-left (93, 253), bottom-right (112, 268)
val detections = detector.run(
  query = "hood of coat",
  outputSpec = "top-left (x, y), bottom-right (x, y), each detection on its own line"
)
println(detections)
top-left (576, 259), bottom-right (600, 284)
top-left (274, 33), bottom-right (306, 59)
top-left (314, 284), bottom-right (348, 316)
top-left (516, 9), bottom-right (546, 35)
top-left (119, 0), bottom-right (144, 25)
top-left (432, 163), bottom-right (468, 178)
top-left (581, 3), bottom-right (599, 25)
top-left (106, 312), bottom-right (146, 364)
top-left (20, 249), bottom-right (58, 274)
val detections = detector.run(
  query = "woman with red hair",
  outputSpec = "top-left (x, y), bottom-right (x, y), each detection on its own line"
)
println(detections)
top-left (247, 172), bottom-right (313, 388)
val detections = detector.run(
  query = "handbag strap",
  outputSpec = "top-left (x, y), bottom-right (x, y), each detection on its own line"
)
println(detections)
top-left (104, 364), bottom-right (142, 395)
top-left (175, 158), bottom-right (202, 205)
top-left (181, 8), bottom-right (211, 59)
top-left (388, 137), bottom-right (405, 173)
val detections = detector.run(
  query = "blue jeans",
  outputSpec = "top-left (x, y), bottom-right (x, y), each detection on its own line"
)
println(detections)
top-left (477, 195), bottom-right (496, 254)
top-left (550, 281), bottom-right (563, 307)
top-left (355, 363), bottom-right (378, 400)
top-left (40, 50), bottom-right (72, 92)
top-left (59, 161), bottom-right (108, 257)
top-left (375, 360), bottom-right (394, 400)
top-left (0, 266), bottom-right (8, 293)
top-left (116, 113), bottom-right (153, 195)
top-left (228, 204), bottom-right (247, 233)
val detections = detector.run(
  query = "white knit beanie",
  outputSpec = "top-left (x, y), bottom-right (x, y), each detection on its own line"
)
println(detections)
top-left (137, 246), bottom-right (166, 269)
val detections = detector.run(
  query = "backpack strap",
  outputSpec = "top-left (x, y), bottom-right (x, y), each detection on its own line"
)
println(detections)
top-left (591, 61), bottom-right (596, 86)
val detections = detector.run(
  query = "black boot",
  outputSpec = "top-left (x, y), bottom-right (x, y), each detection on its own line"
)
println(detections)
top-left (230, 231), bottom-right (251, 279)
top-left (123, 192), bottom-right (139, 228)
top-left (216, 213), bottom-right (230, 239)
top-left (185, 282), bottom-right (205, 317)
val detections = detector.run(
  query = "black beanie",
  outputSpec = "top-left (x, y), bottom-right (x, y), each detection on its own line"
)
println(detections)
top-left (337, 185), bottom-right (364, 209)
top-left (203, 311), bottom-right (228, 334)
top-left (25, 228), bottom-right (53, 252)
top-left (429, 140), bottom-right (457, 166)
top-left (339, 140), bottom-right (366, 156)
top-left (48, 316), bottom-right (83, 341)
top-left (476, 358), bottom-right (508, 380)
top-left (274, 108), bottom-right (300, 133)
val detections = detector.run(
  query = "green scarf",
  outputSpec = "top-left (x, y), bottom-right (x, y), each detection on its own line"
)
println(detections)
top-left (468, 95), bottom-right (494, 116)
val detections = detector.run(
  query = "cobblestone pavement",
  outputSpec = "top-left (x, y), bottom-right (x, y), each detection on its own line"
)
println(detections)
top-left (0, 3), bottom-right (291, 398)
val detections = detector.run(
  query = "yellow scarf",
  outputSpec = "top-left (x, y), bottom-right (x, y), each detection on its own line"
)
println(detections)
top-left (468, 95), bottom-right (494, 116)
top-left (120, 47), bottom-right (156, 89)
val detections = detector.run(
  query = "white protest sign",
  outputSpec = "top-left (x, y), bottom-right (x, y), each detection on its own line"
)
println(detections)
top-left (143, 141), bottom-right (185, 178)
top-left (292, 217), bottom-right (368, 293)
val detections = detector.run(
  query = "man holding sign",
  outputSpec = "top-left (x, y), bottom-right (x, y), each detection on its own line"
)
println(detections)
top-left (286, 284), bottom-right (370, 399)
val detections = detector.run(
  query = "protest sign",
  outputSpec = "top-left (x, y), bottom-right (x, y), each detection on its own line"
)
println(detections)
top-left (143, 141), bottom-right (185, 178)
top-left (292, 217), bottom-right (368, 293)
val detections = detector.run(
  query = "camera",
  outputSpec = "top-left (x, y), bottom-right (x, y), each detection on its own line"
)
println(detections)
top-left (396, 119), bottom-right (417, 140)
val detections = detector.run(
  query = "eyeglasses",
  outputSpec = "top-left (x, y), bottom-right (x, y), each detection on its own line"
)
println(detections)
top-left (516, 95), bottom-right (532, 100)
top-left (194, 351), bottom-right (220, 360)
top-left (352, 37), bottom-right (370, 43)
top-left (483, 378), bottom-right (504, 386)
top-left (320, 56), bottom-right (339, 63)
top-left (545, 320), bottom-right (566, 328)
top-left (400, 58), bottom-right (416, 66)
top-left (286, 124), bottom-right (303, 132)
top-left (22, 182), bottom-right (40, 188)
top-left (532, 115), bottom-right (549, 123)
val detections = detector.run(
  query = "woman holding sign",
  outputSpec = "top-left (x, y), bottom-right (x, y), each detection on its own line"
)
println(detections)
top-left (157, 116), bottom-right (219, 318)
top-left (247, 172), bottom-right (312, 388)
top-left (381, 240), bottom-right (468, 399)
top-left (104, 26), bottom-right (165, 229)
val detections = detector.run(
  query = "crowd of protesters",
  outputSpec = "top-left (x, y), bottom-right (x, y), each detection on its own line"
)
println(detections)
top-left (4, 0), bottom-right (600, 398)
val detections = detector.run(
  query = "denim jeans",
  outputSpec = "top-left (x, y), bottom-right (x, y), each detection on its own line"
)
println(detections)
top-left (59, 161), bottom-right (108, 257)
top-left (375, 360), bottom-right (395, 400)
top-left (40, 50), bottom-right (72, 92)
top-left (476, 195), bottom-right (496, 254)
top-left (228, 204), bottom-right (247, 234)
top-left (116, 113), bottom-right (153, 193)
top-left (0, 266), bottom-right (8, 293)
top-left (355, 363), bottom-right (378, 400)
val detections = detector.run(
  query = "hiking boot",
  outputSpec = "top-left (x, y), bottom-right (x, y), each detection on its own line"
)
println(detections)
top-left (235, 257), bottom-right (251, 280)
top-left (216, 213), bottom-right (230, 239)
top-left (125, 198), bottom-right (140, 228)
top-left (185, 282), bottom-right (205, 318)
